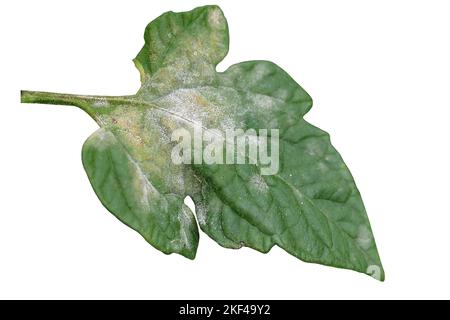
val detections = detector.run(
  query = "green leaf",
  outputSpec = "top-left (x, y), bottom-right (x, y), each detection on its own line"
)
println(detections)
top-left (82, 128), bottom-right (198, 259)
top-left (20, 5), bottom-right (384, 280)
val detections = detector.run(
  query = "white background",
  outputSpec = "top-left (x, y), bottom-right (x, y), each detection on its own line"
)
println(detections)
top-left (1, 0), bottom-right (449, 299)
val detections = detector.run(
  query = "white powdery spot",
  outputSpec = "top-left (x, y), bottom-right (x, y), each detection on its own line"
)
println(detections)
top-left (92, 97), bottom-right (108, 108)
top-left (178, 205), bottom-right (194, 249)
top-left (305, 141), bottom-right (324, 157)
top-left (128, 155), bottom-right (158, 207)
top-left (167, 173), bottom-right (185, 194)
top-left (195, 201), bottom-right (207, 226)
top-left (366, 265), bottom-right (382, 281)
top-left (275, 88), bottom-right (290, 101)
top-left (208, 7), bottom-right (222, 28)
top-left (95, 129), bottom-right (110, 141)
top-left (91, 129), bottom-right (113, 150)
top-left (220, 118), bottom-right (237, 131)
top-left (317, 161), bottom-right (329, 173)
top-left (250, 174), bottom-right (269, 193)
top-left (145, 110), bottom-right (171, 144)
top-left (157, 89), bottom-right (208, 124)
top-left (251, 63), bottom-right (271, 83)
top-left (249, 93), bottom-right (276, 110)
top-left (356, 225), bottom-right (373, 250)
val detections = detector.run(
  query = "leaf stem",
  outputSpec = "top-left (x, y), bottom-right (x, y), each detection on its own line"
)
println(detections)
top-left (20, 90), bottom-right (133, 120)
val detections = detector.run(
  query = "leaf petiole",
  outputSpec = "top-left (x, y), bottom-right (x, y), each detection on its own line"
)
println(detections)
top-left (20, 90), bottom-right (133, 120)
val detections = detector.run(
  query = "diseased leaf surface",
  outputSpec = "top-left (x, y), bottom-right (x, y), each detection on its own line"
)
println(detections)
top-left (21, 5), bottom-right (384, 280)
top-left (82, 128), bottom-right (198, 258)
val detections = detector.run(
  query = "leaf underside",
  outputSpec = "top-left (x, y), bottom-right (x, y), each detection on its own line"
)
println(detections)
top-left (21, 5), bottom-right (384, 280)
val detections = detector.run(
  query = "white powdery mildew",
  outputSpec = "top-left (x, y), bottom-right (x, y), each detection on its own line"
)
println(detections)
top-left (92, 97), bottom-right (108, 108)
top-left (356, 225), bottom-right (373, 250)
top-left (208, 7), bottom-right (223, 28)
top-left (157, 88), bottom-right (208, 125)
top-left (220, 118), bottom-right (237, 131)
top-left (248, 92), bottom-right (277, 111)
top-left (274, 88), bottom-right (290, 101)
top-left (251, 63), bottom-right (271, 85)
top-left (173, 64), bottom-right (195, 84)
top-left (96, 128), bottom-right (110, 141)
top-left (195, 201), bottom-right (207, 226)
top-left (127, 155), bottom-right (159, 208)
top-left (91, 128), bottom-right (114, 151)
top-left (366, 265), bottom-right (382, 281)
top-left (317, 161), bottom-right (329, 173)
top-left (166, 172), bottom-right (185, 195)
top-left (178, 205), bottom-right (194, 249)
top-left (250, 174), bottom-right (269, 193)
top-left (305, 140), bottom-right (325, 157)
top-left (145, 109), bottom-right (171, 144)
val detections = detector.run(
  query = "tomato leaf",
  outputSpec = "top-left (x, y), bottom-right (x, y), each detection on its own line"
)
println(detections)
top-left (21, 5), bottom-right (384, 280)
